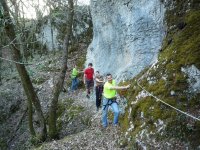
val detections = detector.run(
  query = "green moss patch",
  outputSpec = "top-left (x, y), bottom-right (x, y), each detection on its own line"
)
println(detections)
top-left (120, 6), bottom-right (200, 148)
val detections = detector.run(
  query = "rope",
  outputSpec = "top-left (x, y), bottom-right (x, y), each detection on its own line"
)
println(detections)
top-left (136, 61), bottom-right (200, 121)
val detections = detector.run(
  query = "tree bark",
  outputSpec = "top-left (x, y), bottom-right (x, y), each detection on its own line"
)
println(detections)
top-left (0, 10), bottom-right (3, 85)
top-left (0, 46), bottom-right (2, 85)
top-left (0, 0), bottom-right (46, 140)
top-left (28, 96), bottom-right (36, 136)
top-left (48, 0), bottom-right (74, 139)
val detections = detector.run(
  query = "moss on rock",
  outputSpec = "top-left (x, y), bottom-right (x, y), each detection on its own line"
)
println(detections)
top-left (120, 2), bottom-right (200, 148)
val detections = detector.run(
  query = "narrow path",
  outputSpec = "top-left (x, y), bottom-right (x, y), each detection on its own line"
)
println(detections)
top-left (38, 89), bottom-right (125, 150)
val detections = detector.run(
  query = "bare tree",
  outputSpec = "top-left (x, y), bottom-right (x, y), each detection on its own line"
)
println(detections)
top-left (0, 47), bottom-right (2, 85)
top-left (48, 0), bottom-right (74, 139)
top-left (1, 0), bottom-right (75, 141)
top-left (0, 20), bottom-right (2, 85)
top-left (0, 0), bottom-right (47, 140)
top-left (0, 7), bottom-right (4, 85)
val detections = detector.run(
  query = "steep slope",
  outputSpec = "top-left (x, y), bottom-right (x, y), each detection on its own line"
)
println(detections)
top-left (120, 0), bottom-right (200, 149)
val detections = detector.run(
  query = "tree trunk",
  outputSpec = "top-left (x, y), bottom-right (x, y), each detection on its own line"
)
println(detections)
top-left (48, 0), bottom-right (74, 139)
top-left (0, 0), bottom-right (47, 140)
top-left (0, 46), bottom-right (2, 85)
top-left (50, 10), bottom-right (55, 53)
top-left (0, 10), bottom-right (2, 85)
top-left (28, 96), bottom-right (36, 136)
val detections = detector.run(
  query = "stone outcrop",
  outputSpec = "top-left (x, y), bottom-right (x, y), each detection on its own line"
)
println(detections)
top-left (37, 5), bottom-right (92, 51)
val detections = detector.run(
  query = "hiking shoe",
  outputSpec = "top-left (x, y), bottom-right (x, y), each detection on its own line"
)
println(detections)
top-left (100, 125), bottom-right (107, 132)
top-left (113, 124), bottom-right (120, 130)
top-left (62, 88), bottom-right (66, 92)
top-left (86, 94), bottom-right (90, 99)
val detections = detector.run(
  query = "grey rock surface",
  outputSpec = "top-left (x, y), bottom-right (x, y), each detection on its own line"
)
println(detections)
top-left (87, 0), bottom-right (166, 81)
top-left (182, 65), bottom-right (200, 93)
top-left (37, 20), bottom-right (59, 51)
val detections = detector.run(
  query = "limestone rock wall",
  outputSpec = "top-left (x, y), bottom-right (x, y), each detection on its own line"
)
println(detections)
top-left (37, 20), bottom-right (59, 51)
top-left (87, 0), bottom-right (165, 81)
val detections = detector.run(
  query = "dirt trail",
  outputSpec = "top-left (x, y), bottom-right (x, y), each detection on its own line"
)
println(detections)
top-left (37, 89), bottom-right (125, 150)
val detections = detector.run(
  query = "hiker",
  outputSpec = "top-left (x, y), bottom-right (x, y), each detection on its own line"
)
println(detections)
top-left (95, 71), bottom-right (104, 111)
top-left (102, 73), bottom-right (130, 128)
top-left (71, 64), bottom-right (79, 91)
top-left (84, 63), bottom-right (94, 98)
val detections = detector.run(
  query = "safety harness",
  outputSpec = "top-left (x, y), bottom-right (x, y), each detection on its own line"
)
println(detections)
top-left (103, 98), bottom-right (118, 110)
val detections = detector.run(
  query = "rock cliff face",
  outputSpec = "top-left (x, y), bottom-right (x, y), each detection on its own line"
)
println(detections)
top-left (37, 5), bottom-right (92, 51)
top-left (119, 0), bottom-right (200, 148)
top-left (37, 20), bottom-right (59, 51)
top-left (87, 0), bottom-right (165, 80)
top-left (88, 0), bottom-right (200, 148)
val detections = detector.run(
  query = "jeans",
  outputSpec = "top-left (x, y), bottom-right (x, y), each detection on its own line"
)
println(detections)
top-left (71, 77), bottom-right (79, 91)
top-left (102, 97), bottom-right (119, 127)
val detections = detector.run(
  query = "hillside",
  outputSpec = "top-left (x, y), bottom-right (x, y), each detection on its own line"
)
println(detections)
top-left (0, 0), bottom-right (200, 149)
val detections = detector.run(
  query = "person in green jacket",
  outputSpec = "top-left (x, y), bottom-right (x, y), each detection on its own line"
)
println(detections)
top-left (102, 73), bottom-right (130, 128)
top-left (71, 64), bottom-right (79, 91)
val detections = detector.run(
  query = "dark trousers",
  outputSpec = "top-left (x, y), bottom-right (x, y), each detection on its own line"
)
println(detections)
top-left (95, 85), bottom-right (103, 108)
top-left (86, 79), bottom-right (94, 95)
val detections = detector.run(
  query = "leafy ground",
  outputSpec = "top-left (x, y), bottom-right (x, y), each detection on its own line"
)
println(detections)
top-left (33, 89), bottom-right (124, 150)
top-left (0, 43), bottom-right (126, 150)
